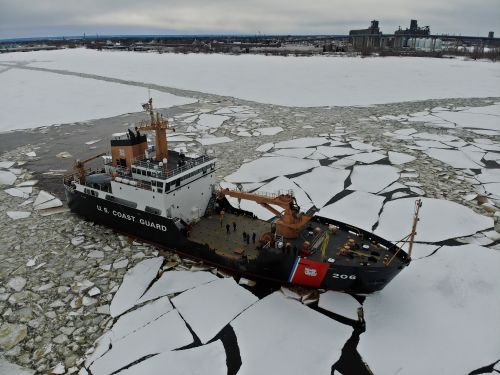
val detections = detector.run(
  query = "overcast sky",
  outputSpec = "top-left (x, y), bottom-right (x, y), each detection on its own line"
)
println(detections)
top-left (1, 0), bottom-right (498, 39)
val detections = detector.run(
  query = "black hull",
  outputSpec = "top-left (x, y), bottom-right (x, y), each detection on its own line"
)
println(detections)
top-left (65, 187), bottom-right (407, 293)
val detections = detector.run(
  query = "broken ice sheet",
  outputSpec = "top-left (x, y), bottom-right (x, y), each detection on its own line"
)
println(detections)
top-left (346, 152), bottom-right (386, 164)
top-left (4, 188), bottom-right (30, 199)
top-left (136, 270), bottom-right (218, 304)
top-left (316, 191), bottom-right (385, 232)
top-left (375, 197), bottom-right (493, 242)
top-left (117, 340), bottom-right (226, 375)
top-left (316, 146), bottom-right (361, 158)
top-left (256, 127), bottom-right (283, 136)
top-left (171, 277), bottom-right (258, 344)
top-left (89, 310), bottom-right (192, 375)
top-left (225, 156), bottom-right (319, 183)
top-left (318, 291), bottom-right (361, 320)
top-left (231, 292), bottom-right (352, 375)
top-left (359, 244), bottom-right (500, 375)
top-left (348, 165), bottom-right (400, 193)
top-left (293, 166), bottom-right (349, 209)
top-left (110, 257), bottom-right (164, 317)
top-left (0, 161), bottom-right (15, 169)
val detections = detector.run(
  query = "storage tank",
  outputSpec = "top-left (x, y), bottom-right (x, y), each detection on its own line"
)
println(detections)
top-left (424, 38), bottom-right (432, 51)
top-left (435, 39), bottom-right (443, 51)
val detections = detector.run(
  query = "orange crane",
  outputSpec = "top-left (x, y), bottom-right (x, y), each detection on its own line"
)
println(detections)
top-left (74, 152), bottom-right (106, 183)
top-left (218, 188), bottom-right (311, 239)
top-left (137, 98), bottom-right (170, 162)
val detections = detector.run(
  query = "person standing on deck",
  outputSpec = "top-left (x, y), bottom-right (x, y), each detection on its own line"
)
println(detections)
top-left (242, 231), bottom-right (247, 243)
top-left (233, 221), bottom-right (237, 232)
top-left (252, 232), bottom-right (256, 244)
top-left (226, 224), bottom-right (230, 234)
top-left (219, 209), bottom-right (225, 227)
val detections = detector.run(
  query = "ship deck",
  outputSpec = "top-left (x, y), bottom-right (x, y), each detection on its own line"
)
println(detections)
top-left (190, 212), bottom-right (406, 268)
top-left (189, 213), bottom-right (273, 260)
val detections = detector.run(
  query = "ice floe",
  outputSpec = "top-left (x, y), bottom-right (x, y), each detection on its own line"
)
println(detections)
top-left (137, 270), bottom-right (218, 304)
top-left (375, 197), bottom-right (493, 242)
top-left (316, 146), bottom-right (361, 158)
top-left (117, 340), bottom-right (226, 375)
top-left (346, 152), bottom-right (386, 164)
top-left (348, 165), bottom-right (400, 193)
top-left (4, 188), bottom-right (30, 199)
top-left (196, 136), bottom-right (233, 145)
top-left (172, 277), bottom-right (258, 344)
top-left (0, 170), bottom-right (17, 185)
top-left (225, 157), bottom-right (319, 183)
top-left (231, 292), bottom-right (352, 375)
top-left (359, 244), bottom-right (500, 375)
top-left (388, 151), bottom-right (416, 165)
top-left (110, 257), bottom-right (164, 317)
top-left (293, 167), bottom-right (350, 208)
top-left (318, 291), bottom-right (361, 321)
top-left (317, 191), bottom-right (385, 232)
top-left (6, 211), bottom-right (31, 220)
top-left (89, 310), bottom-right (192, 375)
top-left (274, 137), bottom-right (329, 149)
top-left (0, 161), bottom-right (15, 169)
top-left (256, 127), bottom-right (283, 136)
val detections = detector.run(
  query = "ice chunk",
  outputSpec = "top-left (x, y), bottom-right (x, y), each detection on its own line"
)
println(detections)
top-left (137, 271), bottom-right (218, 304)
top-left (393, 128), bottom-right (417, 136)
top-left (293, 167), bottom-right (350, 208)
top-left (90, 310), bottom-right (192, 375)
top-left (346, 152), bottom-right (386, 164)
top-left (34, 198), bottom-right (63, 210)
top-left (172, 277), bottom-right (258, 344)
top-left (350, 141), bottom-right (379, 151)
top-left (257, 127), bottom-right (283, 136)
top-left (318, 291), bottom-right (361, 320)
top-left (388, 151), bottom-right (416, 165)
top-left (317, 191), bottom-right (385, 232)
top-left (359, 244), bottom-right (500, 375)
top-left (16, 180), bottom-right (38, 187)
top-left (0, 161), bottom-right (15, 169)
top-left (196, 114), bottom-right (229, 129)
top-left (196, 136), bottom-right (233, 145)
top-left (0, 358), bottom-right (35, 375)
top-left (110, 257), bottom-right (164, 317)
top-left (6, 211), bottom-right (31, 220)
top-left (0, 170), bottom-right (17, 185)
top-left (375, 197), bottom-right (493, 242)
top-left (231, 292), bottom-right (352, 375)
top-left (255, 142), bottom-right (274, 152)
top-left (270, 148), bottom-right (315, 159)
top-left (349, 165), bottom-right (400, 193)
top-left (225, 157), bottom-right (319, 183)
top-left (316, 146), bottom-right (361, 158)
top-left (33, 190), bottom-right (56, 207)
top-left (274, 137), bottom-right (328, 149)
top-left (117, 340), bottom-right (226, 375)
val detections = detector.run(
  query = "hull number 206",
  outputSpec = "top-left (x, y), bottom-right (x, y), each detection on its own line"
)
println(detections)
top-left (332, 273), bottom-right (356, 280)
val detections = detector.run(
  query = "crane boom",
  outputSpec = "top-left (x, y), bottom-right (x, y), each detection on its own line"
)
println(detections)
top-left (74, 152), bottom-right (106, 183)
top-left (218, 188), bottom-right (311, 238)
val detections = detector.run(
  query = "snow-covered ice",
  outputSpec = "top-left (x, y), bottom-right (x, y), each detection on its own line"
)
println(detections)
top-left (317, 191), bottom-right (385, 232)
top-left (346, 152), bottom-right (386, 164)
top-left (231, 292), bottom-right (352, 375)
top-left (137, 270), bottom-right (218, 304)
top-left (110, 257), bottom-right (164, 317)
top-left (316, 146), bottom-right (361, 158)
top-left (7, 49), bottom-right (500, 107)
top-left (0, 68), bottom-right (195, 132)
top-left (424, 148), bottom-right (484, 169)
top-left (117, 340), bottom-right (226, 375)
top-left (171, 277), bottom-right (258, 344)
top-left (359, 245), bottom-right (500, 375)
top-left (256, 127), bottom-right (283, 136)
top-left (375, 197), bottom-right (493, 242)
top-left (196, 136), bottom-right (233, 145)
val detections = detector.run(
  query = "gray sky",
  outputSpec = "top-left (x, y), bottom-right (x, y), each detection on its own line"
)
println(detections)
top-left (0, 0), bottom-right (498, 39)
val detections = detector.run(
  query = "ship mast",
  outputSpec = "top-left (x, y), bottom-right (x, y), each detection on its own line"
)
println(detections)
top-left (384, 198), bottom-right (422, 265)
top-left (137, 98), bottom-right (170, 162)
top-left (407, 198), bottom-right (423, 258)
